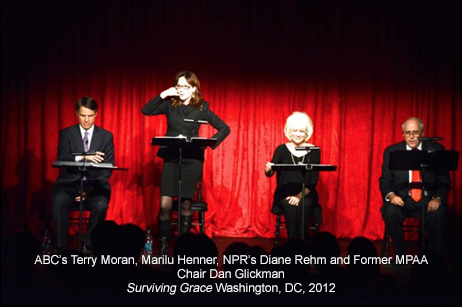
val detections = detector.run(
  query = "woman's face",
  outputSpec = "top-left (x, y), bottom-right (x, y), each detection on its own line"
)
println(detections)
top-left (175, 76), bottom-right (195, 102)
top-left (289, 125), bottom-right (307, 145)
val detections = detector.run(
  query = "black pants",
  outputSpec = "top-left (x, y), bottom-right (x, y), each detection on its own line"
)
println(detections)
top-left (381, 197), bottom-right (445, 256)
top-left (52, 186), bottom-right (109, 249)
top-left (279, 197), bottom-right (320, 239)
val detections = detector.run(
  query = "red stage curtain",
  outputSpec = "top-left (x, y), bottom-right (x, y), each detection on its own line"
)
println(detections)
top-left (1, 0), bottom-right (460, 240)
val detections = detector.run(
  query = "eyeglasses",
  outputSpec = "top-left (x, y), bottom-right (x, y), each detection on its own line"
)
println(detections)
top-left (175, 85), bottom-right (191, 90)
top-left (404, 131), bottom-right (421, 137)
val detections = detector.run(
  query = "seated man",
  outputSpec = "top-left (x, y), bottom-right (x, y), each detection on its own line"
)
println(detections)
top-left (52, 97), bottom-right (114, 254)
top-left (379, 117), bottom-right (450, 257)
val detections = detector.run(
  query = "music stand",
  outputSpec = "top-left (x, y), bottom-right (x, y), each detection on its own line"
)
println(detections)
top-left (271, 163), bottom-right (337, 240)
top-left (389, 149), bottom-right (459, 250)
top-left (152, 136), bottom-right (217, 237)
top-left (53, 159), bottom-right (126, 250)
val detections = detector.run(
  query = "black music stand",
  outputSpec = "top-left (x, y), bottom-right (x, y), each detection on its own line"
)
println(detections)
top-left (53, 159), bottom-right (125, 250)
top-left (152, 136), bottom-right (217, 237)
top-left (389, 149), bottom-right (459, 250)
top-left (271, 163), bottom-right (337, 240)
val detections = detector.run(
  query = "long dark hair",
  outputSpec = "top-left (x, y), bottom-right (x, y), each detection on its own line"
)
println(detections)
top-left (171, 71), bottom-right (204, 110)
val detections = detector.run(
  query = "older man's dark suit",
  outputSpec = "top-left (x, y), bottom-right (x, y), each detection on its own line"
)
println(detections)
top-left (379, 140), bottom-right (450, 256)
top-left (52, 124), bottom-right (114, 249)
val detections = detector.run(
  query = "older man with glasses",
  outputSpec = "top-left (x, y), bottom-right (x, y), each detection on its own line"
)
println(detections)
top-left (379, 117), bottom-right (451, 259)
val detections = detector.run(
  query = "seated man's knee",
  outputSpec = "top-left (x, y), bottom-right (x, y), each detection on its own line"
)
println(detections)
top-left (432, 207), bottom-right (446, 220)
top-left (52, 190), bottom-right (71, 208)
top-left (382, 203), bottom-right (400, 219)
top-left (90, 196), bottom-right (109, 213)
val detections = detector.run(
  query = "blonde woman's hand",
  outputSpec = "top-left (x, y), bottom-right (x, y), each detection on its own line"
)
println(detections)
top-left (286, 196), bottom-right (300, 206)
top-left (265, 162), bottom-right (274, 173)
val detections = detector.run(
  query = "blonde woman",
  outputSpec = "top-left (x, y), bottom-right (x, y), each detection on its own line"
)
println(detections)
top-left (265, 111), bottom-right (321, 239)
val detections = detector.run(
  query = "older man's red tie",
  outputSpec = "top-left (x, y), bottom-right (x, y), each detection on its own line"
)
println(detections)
top-left (410, 148), bottom-right (422, 202)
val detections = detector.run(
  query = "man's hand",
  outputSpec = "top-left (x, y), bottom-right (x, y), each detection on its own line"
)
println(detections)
top-left (427, 198), bottom-right (441, 212)
top-left (84, 151), bottom-right (105, 163)
top-left (389, 194), bottom-right (404, 206)
top-left (75, 186), bottom-right (93, 202)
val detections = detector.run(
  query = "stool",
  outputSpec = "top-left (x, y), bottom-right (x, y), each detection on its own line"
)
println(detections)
top-left (171, 176), bottom-right (208, 234)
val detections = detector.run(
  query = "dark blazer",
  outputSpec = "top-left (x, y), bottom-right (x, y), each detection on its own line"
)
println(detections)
top-left (142, 95), bottom-right (230, 161)
top-left (270, 144), bottom-right (320, 210)
top-left (52, 124), bottom-right (115, 195)
top-left (379, 140), bottom-right (451, 203)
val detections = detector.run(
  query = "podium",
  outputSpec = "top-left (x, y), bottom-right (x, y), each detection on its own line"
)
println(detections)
top-left (271, 163), bottom-right (337, 240)
top-left (152, 136), bottom-right (217, 237)
top-left (389, 149), bottom-right (459, 249)
top-left (53, 160), bottom-right (126, 250)
top-left (389, 150), bottom-right (459, 171)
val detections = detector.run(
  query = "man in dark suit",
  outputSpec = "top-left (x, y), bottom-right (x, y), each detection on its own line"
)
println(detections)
top-left (52, 97), bottom-right (114, 254)
top-left (379, 117), bottom-right (450, 257)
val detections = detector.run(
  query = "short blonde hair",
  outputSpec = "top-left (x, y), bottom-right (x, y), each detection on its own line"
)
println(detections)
top-left (284, 111), bottom-right (314, 142)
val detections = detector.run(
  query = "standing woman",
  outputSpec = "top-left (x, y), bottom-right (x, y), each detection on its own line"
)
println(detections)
top-left (265, 111), bottom-right (321, 239)
top-left (142, 71), bottom-right (230, 255)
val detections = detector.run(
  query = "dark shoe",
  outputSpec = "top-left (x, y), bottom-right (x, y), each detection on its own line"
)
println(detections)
top-left (180, 215), bottom-right (192, 235)
top-left (159, 237), bottom-right (169, 256)
top-left (81, 245), bottom-right (92, 256)
top-left (158, 219), bottom-right (171, 256)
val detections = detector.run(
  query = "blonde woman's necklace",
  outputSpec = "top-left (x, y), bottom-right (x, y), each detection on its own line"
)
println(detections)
top-left (291, 153), bottom-right (305, 165)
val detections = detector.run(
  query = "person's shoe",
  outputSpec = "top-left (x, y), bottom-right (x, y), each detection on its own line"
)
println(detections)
top-left (180, 215), bottom-right (192, 235)
top-left (159, 237), bottom-right (169, 256)
top-left (81, 245), bottom-right (92, 256)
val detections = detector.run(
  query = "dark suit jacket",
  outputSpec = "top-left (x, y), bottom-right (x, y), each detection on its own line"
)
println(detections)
top-left (379, 140), bottom-right (451, 203)
top-left (142, 95), bottom-right (230, 161)
top-left (52, 124), bottom-right (115, 195)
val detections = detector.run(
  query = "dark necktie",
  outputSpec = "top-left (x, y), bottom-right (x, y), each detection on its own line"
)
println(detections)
top-left (83, 131), bottom-right (89, 152)
top-left (410, 148), bottom-right (422, 202)
top-left (82, 131), bottom-right (89, 181)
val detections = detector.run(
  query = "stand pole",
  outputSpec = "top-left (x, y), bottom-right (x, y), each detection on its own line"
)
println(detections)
top-left (301, 171), bottom-right (306, 240)
top-left (78, 173), bottom-right (84, 250)
top-left (420, 139), bottom-right (435, 250)
top-left (177, 146), bottom-right (183, 238)
top-left (297, 148), bottom-right (313, 240)
top-left (78, 153), bottom-right (87, 251)
top-left (420, 164), bottom-right (427, 250)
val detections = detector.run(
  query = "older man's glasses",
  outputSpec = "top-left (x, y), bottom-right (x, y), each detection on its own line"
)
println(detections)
top-left (404, 131), bottom-right (421, 137)
top-left (175, 85), bottom-right (191, 90)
